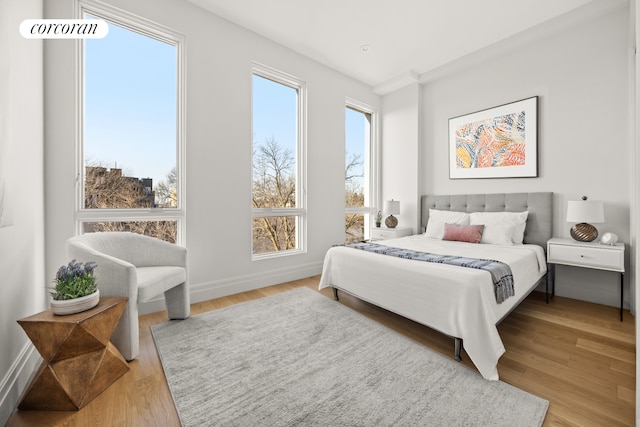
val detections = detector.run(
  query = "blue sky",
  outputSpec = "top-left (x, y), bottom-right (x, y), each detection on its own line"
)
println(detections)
top-left (85, 20), bottom-right (366, 190)
top-left (345, 107), bottom-right (367, 189)
top-left (84, 20), bottom-right (176, 187)
top-left (252, 76), bottom-right (366, 181)
top-left (252, 75), bottom-right (297, 155)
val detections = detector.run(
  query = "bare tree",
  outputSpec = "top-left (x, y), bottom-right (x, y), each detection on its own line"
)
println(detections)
top-left (252, 137), bottom-right (297, 253)
top-left (85, 164), bottom-right (150, 209)
top-left (345, 152), bottom-right (364, 191)
top-left (84, 220), bottom-right (177, 243)
top-left (84, 163), bottom-right (176, 242)
top-left (155, 167), bottom-right (177, 207)
top-left (345, 152), bottom-right (365, 241)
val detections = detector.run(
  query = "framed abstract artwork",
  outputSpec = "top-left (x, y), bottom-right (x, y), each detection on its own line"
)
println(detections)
top-left (449, 96), bottom-right (538, 179)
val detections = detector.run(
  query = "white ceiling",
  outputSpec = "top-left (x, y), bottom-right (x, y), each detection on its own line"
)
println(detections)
top-left (187, 0), bottom-right (597, 91)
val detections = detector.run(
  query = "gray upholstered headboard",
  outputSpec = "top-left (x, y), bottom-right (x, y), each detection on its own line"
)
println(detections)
top-left (421, 192), bottom-right (553, 249)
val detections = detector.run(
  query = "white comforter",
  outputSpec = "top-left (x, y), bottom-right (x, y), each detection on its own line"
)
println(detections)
top-left (318, 235), bottom-right (547, 380)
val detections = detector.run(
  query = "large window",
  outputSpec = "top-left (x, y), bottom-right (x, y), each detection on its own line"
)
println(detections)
top-left (345, 101), bottom-right (376, 242)
top-left (78, 3), bottom-right (185, 243)
top-left (252, 65), bottom-right (306, 257)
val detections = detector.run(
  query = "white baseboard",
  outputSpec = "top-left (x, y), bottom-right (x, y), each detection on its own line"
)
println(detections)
top-left (138, 261), bottom-right (323, 315)
top-left (0, 343), bottom-right (41, 426)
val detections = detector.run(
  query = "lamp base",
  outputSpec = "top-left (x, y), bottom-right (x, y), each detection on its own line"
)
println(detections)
top-left (570, 223), bottom-right (598, 242)
top-left (385, 215), bottom-right (398, 228)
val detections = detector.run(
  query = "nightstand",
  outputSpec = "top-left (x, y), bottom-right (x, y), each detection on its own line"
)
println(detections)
top-left (547, 237), bottom-right (625, 321)
top-left (370, 226), bottom-right (412, 241)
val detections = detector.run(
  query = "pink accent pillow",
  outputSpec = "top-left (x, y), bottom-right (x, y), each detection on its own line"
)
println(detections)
top-left (442, 223), bottom-right (484, 244)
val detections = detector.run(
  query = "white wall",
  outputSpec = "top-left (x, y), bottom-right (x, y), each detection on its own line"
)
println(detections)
top-left (0, 0), bottom-right (45, 424)
top-left (383, 3), bottom-right (632, 308)
top-left (43, 0), bottom-right (380, 313)
top-left (380, 83), bottom-right (420, 233)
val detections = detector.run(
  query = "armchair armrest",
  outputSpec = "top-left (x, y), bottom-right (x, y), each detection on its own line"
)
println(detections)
top-left (66, 240), bottom-right (138, 302)
top-left (131, 236), bottom-right (187, 268)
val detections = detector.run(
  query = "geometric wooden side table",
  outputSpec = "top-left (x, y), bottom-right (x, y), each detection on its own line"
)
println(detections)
top-left (17, 297), bottom-right (129, 411)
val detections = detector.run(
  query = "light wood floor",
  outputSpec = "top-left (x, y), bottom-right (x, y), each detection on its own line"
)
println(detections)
top-left (7, 275), bottom-right (635, 426)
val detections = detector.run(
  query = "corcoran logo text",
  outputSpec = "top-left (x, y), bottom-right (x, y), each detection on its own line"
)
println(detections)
top-left (20, 19), bottom-right (109, 39)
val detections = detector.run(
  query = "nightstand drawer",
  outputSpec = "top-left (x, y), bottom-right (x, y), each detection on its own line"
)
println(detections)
top-left (548, 244), bottom-right (624, 271)
top-left (370, 227), bottom-right (411, 240)
top-left (370, 229), bottom-right (398, 240)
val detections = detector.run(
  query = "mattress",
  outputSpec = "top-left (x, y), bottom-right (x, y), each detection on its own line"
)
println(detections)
top-left (318, 235), bottom-right (547, 380)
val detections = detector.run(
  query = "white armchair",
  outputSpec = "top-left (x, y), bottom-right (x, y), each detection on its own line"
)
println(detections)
top-left (66, 232), bottom-right (190, 360)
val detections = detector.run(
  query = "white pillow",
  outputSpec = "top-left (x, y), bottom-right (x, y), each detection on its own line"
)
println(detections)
top-left (470, 211), bottom-right (529, 244)
top-left (425, 209), bottom-right (470, 239)
top-left (479, 222), bottom-right (515, 245)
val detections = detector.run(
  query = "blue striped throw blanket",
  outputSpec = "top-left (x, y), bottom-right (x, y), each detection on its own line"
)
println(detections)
top-left (342, 241), bottom-right (514, 304)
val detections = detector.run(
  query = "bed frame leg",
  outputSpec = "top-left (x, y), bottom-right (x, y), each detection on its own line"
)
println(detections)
top-left (454, 338), bottom-right (462, 362)
top-left (545, 270), bottom-right (549, 304)
top-left (332, 287), bottom-right (339, 301)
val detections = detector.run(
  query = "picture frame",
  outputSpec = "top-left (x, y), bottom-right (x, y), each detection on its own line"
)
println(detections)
top-left (449, 96), bottom-right (537, 179)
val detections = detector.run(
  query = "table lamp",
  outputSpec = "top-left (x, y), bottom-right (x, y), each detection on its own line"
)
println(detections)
top-left (566, 196), bottom-right (604, 242)
top-left (384, 200), bottom-right (400, 228)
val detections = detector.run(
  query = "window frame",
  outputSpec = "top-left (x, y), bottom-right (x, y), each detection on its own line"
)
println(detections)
top-left (345, 98), bottom-right (379, 240)
top-left (75, 1), bottom-right (186, 244)
top-left (251, 63), bottom-right (307, 259)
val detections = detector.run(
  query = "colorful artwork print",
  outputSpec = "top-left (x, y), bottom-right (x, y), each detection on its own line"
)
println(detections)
top-left (454, 111), bottom-right (526, 169)
top-left (449, 97), bottom-right (537, 179)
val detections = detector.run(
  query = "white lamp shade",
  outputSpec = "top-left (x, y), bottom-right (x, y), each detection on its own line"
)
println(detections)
top-left (566, 200), bottom-right (604, 223)
top-left (384, 200), bottom-right (400, 215)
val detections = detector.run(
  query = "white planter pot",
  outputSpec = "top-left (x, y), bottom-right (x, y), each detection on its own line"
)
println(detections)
top-left (51, 290), bottom-right (100, 316)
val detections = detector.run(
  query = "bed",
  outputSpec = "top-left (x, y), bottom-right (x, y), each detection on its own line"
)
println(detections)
top-left (318, 192), bottom-right (553, 380)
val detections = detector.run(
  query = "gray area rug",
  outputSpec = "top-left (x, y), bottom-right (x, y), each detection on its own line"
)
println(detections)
top-left (151, 288), bottom-right (548, 426)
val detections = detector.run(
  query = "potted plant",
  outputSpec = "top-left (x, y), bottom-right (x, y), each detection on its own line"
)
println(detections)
top-left (375, 211), bottom-right (382, 228)
top-left (50, 260), bottom-right (99, 315)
